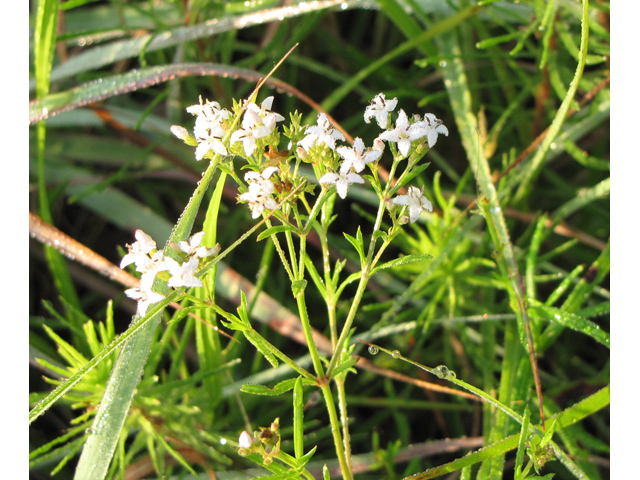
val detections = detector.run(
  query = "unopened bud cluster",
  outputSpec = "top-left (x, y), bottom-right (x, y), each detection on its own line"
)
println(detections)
top-left (237, 418), bottom-right (281, 465)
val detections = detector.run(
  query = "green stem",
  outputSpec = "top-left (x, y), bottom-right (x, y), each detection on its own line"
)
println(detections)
top-left (334, 377), bottom-right (353, 474)
top-left (320, 383), bottom-right (354, 480)
top-left (326, 187), bottom-right (389, 376)
top-left (295, 292), bottom-right (325, 379)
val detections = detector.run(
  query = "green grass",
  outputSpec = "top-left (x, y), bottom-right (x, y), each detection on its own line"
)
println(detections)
top-left (29, 0), bottom-right (609, 479)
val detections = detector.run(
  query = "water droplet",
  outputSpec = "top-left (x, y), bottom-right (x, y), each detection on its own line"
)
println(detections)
top-left (433, 365), bottom-right (450, 379)
top-left (391, 350), bottom-right (401, 358)
top-left (439, 60), bottom-right (447, 67)
top-left (368, 345), bottom-right (379, 355)
top-left (220, 437), bottom-right (227, 445)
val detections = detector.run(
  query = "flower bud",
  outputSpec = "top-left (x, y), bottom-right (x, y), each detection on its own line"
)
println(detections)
top-left (170, 125), bottom-right (190, 141)
top-left (296, 146), bottom-right (309, 161)
top-left (238, 431), bottom-right (253, 449)
top-left (373, 137), bottom-right (386, 153)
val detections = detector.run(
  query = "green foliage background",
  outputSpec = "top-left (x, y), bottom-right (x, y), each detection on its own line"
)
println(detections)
top-left (29, 1), bottom-right (609, 479)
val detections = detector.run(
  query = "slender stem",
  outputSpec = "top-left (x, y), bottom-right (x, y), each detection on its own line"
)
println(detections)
top-left (295, 292), bottom-right (325, 379)
top-left (334, 377), bottom-right (353, 473)
top-left (320, 383), bottom-right (354, 480)
top-left (326, 190), bottom-right (389, 376)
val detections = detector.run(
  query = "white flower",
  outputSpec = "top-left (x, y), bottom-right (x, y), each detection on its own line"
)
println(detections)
top-left (246, 96), bottom-right (285, 131)
top-left (378, 109), bottom-right (428, 158)
top-left (165, 257), bottom-right (203, 288)
top-left (336, 137), bottom-right (382, 174)
top-left (120, 230), bottom-right (157, 269)
top-left (392, 186), bottom-right (433, 223)
top-left (299, 113), bottom-right (346, 151)
top-left (194, 114), bottom-right (228, 160)
top-left (238, 431), bottom-right (253, 449)
top-left (418, 113), bottom-right (449, 148)
top-left (238, 167), bottom-right (280, 218)
top-left (125, 274), bottom-right (165, 317)
top-left (178, 232), bottom-right (220, 258)
top-left (230, 109), bottom-right (272, 157)
top-left (364, 93), bottom-right (398, 129)
top-left (319, 171), bottom-right (365, 199)
top-left (186, 97), bottom-right (230, 121)
top-left (187, 97), bottom-right (231, 160)
top-left (138, 250), bottom-right (170, 285)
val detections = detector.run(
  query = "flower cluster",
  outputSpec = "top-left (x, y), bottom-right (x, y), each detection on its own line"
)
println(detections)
top-left (308, 93), bottom-right (447, 220)
top-left (172, 92), bottom-right (448, 224)
top-left (238, 166), bottom-right (280, 219)
top-left (120, 230), bottom-right (219, 315)
top-left (188, 97), bottom-right (232, 160)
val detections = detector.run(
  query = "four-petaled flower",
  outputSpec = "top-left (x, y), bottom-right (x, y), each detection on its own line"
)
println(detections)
top-left (125, 274), bottom-right (165, 317)
top-left (299, 113), bottom-right (346, 151)
top-left (186, 97), bottom-right (232, 160)
top-left (246, 96), bottom-right (285, 131)
top-left (230, 109), bottom-right (273, 157)
top-left (336, 137), bottom-right (382, 174)
top-left (378, 109), bottom-right (429, 158)
top-left (319, 171), bottom-right (365, 199)
top-left (120, 229), bottom-right (157, 269)
top-left (364, 93), bottom-right (398, 129)
top-left (178, 232), bottom-right (220, 258)
top-left (392, 186), bottom-right (433, 223)
top-left (238, 167), bottom-right (280, 218)
top-left (420, 113), bottom-right (449, 148)
top-left (165, 257), bottom-right (203, 288)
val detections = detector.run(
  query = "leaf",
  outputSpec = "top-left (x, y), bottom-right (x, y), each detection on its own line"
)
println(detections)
top-left (292, 279), bottom-right (308, 298)
top-left (257, 224), bottom-right (298, 242)
top-left (343, 229), bottom-right (365, 264)
top-left (33, 1), bottom-right (350, 88)
top-left (371, 253), bottom-right (433, 275)
top-left (241, 377), bottom-right (315, 396)
top-left (244, 330), bottom-right (280, 369)
top-left (529, 300), bottom-right (610, 349)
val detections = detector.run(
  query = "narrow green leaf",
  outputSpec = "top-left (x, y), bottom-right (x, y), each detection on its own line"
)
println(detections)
top-left (296, 445), bottom-right (317, 468)
top-left (514, 408), bottom-right (531, 480)
top-left (530, 300), bottom-right (610, 348)
top-left (343, 231), bottom-right (365, 264)
top-left (241, 378), bottom-right (314, 396)
top-left (35, 0), bottom-right (349, 88)
top-left (371, 253), bottom-right (433, 275)
top-left (257, 225), bottom-right (298, 242)
top-left (244, 331), bottom-right (280, 369)
top-left (73, 311), bottom-right (164, 480)
top-left (34, 0), bottom-right (60, 99)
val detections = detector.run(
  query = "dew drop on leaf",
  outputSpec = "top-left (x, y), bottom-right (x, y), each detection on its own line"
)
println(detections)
top-left (433, 365), bottom-right (450, 379)
top-left (391, 350), bottom-right (401, 358)
top-left (368, 345), bottom-right (379, 355)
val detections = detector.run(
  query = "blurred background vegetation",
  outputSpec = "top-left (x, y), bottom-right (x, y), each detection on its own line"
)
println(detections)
top-left (29, 1), bottom-right (609, 479)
